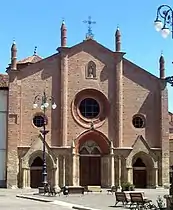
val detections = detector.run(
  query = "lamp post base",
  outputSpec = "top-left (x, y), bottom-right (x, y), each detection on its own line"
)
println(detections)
top-left (38, 186), bottom-right (44, 194)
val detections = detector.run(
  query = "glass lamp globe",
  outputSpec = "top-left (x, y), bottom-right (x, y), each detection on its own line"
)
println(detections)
top-left (41, 105), bottom-right (44, 110)
top-left (161, 27), bottom-right (170, 38)
top-left (154, 20), bottom-right (163, 32)
top-left (52, 103), bottom-right (57, 110)
top-left (44, 102), bottom-right (49, 108)
top-left (33, 103), bottom-right (38, 109)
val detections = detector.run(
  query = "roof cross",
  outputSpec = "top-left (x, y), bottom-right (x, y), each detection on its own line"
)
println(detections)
top-left (83, 16), bottom-right (96, 39)
top-left (33, 46), bottom-right (37, 56)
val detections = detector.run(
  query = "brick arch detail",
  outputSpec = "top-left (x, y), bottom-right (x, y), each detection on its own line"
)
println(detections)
top-left (75, 130), bottom-right (110, 154)
top-left (28, 150), bottom-right (55, 168)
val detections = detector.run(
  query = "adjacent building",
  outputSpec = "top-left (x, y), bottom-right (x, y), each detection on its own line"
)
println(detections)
top-left (0, 75), bottom-right (8, 187)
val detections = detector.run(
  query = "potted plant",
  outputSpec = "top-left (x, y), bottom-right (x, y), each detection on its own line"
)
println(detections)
top-left (121, 182), bottom-right (135, 191)
top-left (157, 195), bottom-right (166, 210)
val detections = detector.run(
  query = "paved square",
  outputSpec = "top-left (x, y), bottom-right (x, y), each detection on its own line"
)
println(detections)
top-left (18, 188), bottom-right (170, 210)
top-left (0, 189), bottom-right (68, 210)
top-left (50, 189), bottom-right (169, 209)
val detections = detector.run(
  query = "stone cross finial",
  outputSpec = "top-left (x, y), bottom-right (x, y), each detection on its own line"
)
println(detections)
top-left (33, 46), bottom-right (37, 56)
top-left (83, 16), bottom-right (96, 39)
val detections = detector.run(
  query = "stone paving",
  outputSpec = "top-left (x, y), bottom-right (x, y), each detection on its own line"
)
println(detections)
top-left (0, 188), bottom-right (70, 210)
top-left (16, 188), bottom-right (170, 210)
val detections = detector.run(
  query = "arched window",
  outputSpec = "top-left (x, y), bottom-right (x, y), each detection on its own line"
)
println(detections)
top-left (86, 61), bottom-right (96, 79)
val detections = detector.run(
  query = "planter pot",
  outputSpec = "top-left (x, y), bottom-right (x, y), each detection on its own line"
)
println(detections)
top-left (129, 186), bottom-right (135, 191)
top-left (122, 187), bottom-right (130, 191)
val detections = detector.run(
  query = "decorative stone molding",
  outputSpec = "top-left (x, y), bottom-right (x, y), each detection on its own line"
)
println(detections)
top-left (126, 135), bottom-right (157, 168)
top-left (71, 88), bottom-right (109, 128)
top-left (75, 130), bottom-right (110, 155)
top-left (21, 134), bottom-right (56, 169)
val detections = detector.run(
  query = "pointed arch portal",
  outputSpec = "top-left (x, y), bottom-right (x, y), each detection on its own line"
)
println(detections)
top-left (76, 130), bottom-right (110, 187)
top-left (30, 157), bottom-right (43, 188)
top-left (28, 150), bottom-right (55, 188)
top-left (133, 157), bottom-right (147, 188)
top-left (80, 140), bottom-right (101, 186)
top-left (132, 152), bottom-right (154, 188)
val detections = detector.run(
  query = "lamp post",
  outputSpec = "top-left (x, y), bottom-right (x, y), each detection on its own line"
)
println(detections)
top-left (154, 5), bottom-right (173, 98)
top-left (170, 166), bottom-right (173, 195)
top-left (33, 90), bottom-right (57, 186)
top-left (154, 6), bottom-right (173, 207)
top-left (154, 4), bottom-right (173, 39)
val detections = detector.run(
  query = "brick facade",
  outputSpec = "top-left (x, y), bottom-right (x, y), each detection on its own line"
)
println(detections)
top-left (5, 23), bottom-right (170, 189)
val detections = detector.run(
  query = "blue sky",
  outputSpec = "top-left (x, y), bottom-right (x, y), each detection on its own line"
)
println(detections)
top-left (1, 0), bottom-right (173, 111)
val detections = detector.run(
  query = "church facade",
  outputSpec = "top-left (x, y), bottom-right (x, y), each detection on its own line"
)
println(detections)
top-left (5, 21), bottom-right (170, 189)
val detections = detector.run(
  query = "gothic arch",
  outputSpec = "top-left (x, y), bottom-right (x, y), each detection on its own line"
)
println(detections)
top-left (132, 151), bottom-right (154, 168)
top-left (131, 151), bottom-right (156, 188)
top-left (80, 140), bottom-right (102, 155)
top-left (126, 135), bottom-right (157, 168)
top-left (126, 151), bottom-right (156, 168)
top-left (28, 150), bottom-right (55, 169)
top-left (21, 135), bottom-right (56, 169)
top-left (75, 130), bottom-right (110, 154)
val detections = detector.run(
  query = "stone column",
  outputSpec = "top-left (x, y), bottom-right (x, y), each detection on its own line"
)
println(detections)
top-left (26, 168), bottom-right (30, 188)
top-left (72, 154), bottom-right (80, 186)
top-left (54, 157), bottom-right (59, 187)
top-left (23, 168), bottom-right (30, 188)
top-left (118, 156), bottom-right (121, 187)
top-left (60, 49), bottom-right (68, 146)
top-left (154, 167), bottom-right (158, 188)
top-left (127, 167), bottom-right (133, 184)
top-left (22, 168), bottom-right (26, 188)
top-left (76, 155), bottom-right (80, 186)
top-left (62, 156), bottom-right (66, 186)
top-left (110, 154), bottom-right (115, 186)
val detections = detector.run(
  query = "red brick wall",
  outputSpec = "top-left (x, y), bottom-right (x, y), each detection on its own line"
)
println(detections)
top-left (123, 60), bottom-right (161, 148)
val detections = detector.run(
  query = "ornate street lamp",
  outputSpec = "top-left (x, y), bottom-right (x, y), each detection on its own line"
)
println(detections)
top-left (154, 6), bottom-right (173, 207)
top-left (154, 5), bottom-right (173, 86)
top-left (170, 166), bottom-right (173, 195)
top-left (33, 90), bottom-right (57, 186)
top-left (154, 5), bottom-right (173, 39)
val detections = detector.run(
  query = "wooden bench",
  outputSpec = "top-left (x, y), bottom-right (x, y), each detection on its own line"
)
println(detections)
top-left (129, 192), bottom-right (152, 209)
top-left (115, 192), bottom-right (130, 206)
top-left (87, 186), bottom-right (102, 193)
top-left (62, 186), bottom-right (85, 195)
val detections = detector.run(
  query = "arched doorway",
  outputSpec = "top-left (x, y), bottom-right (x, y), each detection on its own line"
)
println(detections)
top-left (133, 158), bottom-right (147, 188)
top-left (76, 130), bottom-right (110, 187)
top-left (30, 157), bottom-right (43, 188)
top-left (80, 140), bottom-right (101, 186)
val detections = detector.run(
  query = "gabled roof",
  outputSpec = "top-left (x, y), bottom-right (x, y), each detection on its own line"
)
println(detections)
top-left (132, 135), bottom-right (151, 150)
top-left (123, 58), bottom-right (159, 81)
top-left (60, 38), bottom-right (115, 56)
top-left (17, 55), bottom-right (42, 64)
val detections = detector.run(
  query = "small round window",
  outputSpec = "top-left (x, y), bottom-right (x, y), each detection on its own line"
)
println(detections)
top-left (132, 115), bottom-right (145, 128)
top-left (79, 98), bottom-right (100, 119)
top-left (33, 115), bottom-right (45, 127)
